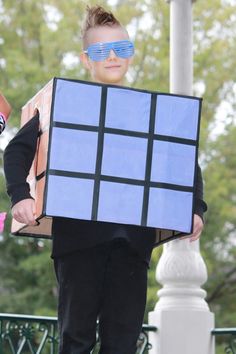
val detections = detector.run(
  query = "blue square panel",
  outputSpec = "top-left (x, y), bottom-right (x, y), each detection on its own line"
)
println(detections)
top-left (155, 95), bottom-right (200, 140)
top-left (101, 134), bottom-right (147, 180)
top-left (147, 188), bottom-right (193, 232)
top-left (98, 181), bottom-right (144, 224)
top-left (151, 141), bottom-right (196, 186)
top-left (53, 79), bottom-right (101, 125)
top-left (105, 87), bottom-right (151, 132)
top-left (46, 176), bottom-right (94, 219)
top-left (49, 128), bottom-right (98, 173)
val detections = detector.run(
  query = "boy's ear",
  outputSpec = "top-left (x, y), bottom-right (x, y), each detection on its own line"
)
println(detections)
top-left (79, 53), bottom-right (91, 70)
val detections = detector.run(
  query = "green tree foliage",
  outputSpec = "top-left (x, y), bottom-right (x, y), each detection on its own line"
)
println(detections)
top-left (0, 2), bottom-right (236, 350)
top-left (193, 0), bottom-right (236, 330)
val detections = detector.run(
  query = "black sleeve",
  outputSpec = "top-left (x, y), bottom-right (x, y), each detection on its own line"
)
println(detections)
top-left (3, 113), bottom-right (39, 207)
top-left (194, 163), bottom-right (207, 220)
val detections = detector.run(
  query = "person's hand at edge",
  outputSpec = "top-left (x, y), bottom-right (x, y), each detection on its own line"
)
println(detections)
top-left (181, 214), bottom-right (204, 242)
top-left (12, 198), bottom-right (37, 226)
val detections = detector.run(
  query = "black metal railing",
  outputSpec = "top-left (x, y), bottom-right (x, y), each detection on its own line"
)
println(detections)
top-left (0, 313), bottom-right (157, 354)
top-left (212, 328), bottom-right (236, 354)
top-left (0, 314), bottom-right (58, 354)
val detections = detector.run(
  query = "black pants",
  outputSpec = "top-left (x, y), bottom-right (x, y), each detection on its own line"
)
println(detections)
top-left (54, 239), bottom-right (148, 354)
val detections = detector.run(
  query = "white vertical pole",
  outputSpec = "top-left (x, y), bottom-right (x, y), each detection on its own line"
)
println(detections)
top-left (148, 1), bottom-right (215, 353)
top-left (170, 0), bottom-right (193, 95)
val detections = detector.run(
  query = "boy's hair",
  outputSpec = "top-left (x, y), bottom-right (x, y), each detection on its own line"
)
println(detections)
top-left (81, 5), bottom-right (122, 48)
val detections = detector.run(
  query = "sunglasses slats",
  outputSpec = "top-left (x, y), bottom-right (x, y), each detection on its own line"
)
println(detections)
top-left (85, 40), bottom-right (134, 62)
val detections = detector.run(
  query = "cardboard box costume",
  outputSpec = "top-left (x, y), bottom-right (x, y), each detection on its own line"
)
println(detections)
top-left (11, 78), bottom-right (202, 245)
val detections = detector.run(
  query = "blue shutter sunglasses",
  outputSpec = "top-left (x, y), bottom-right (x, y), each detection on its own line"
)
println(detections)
top-left (84, 40), bottom-right (135, 62)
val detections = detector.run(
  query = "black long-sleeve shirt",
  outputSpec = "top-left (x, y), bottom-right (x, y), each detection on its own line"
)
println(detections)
top-left (3, 114), bottom-right (207, 263)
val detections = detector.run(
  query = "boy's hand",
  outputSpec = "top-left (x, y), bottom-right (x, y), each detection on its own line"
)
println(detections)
top-left (12, 199), bottom-right (37, 226)
top-left (181, 214), bottom-right (204, 242)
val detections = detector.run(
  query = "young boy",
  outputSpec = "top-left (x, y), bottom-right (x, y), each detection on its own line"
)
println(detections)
top-left (0, 93), bottom-right (11, 134)
top-left (4, 5), bottom-right (207, 354)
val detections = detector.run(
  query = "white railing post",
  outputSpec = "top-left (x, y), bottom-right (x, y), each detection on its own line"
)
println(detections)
top-left (148, 1), bottom-right (215, 353)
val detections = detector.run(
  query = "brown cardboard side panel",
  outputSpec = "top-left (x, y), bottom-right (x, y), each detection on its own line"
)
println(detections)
top-left (35, 176), bottom-right (46, 218)
top-left (11, 175), bottom-right (51, 237)
top-left (11, 79), bottom-right (53, 237)
top-left (39, 81), bottom-right (53, 131)
top-left (36, 131), bottom-right (49, 177)
top-left (21, 80), bottom-right (53, 129)
top-left (11, 218), bottom-right (28, 235)
top-left (12, 216), bottom-right (52, 238)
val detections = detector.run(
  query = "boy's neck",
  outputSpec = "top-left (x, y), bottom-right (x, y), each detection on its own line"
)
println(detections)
top-left (91, 78), bottom-right (125, 86)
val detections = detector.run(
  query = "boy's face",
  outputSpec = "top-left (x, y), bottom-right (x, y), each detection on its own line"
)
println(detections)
top-left (80, 26), bottom-right (133, 85)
